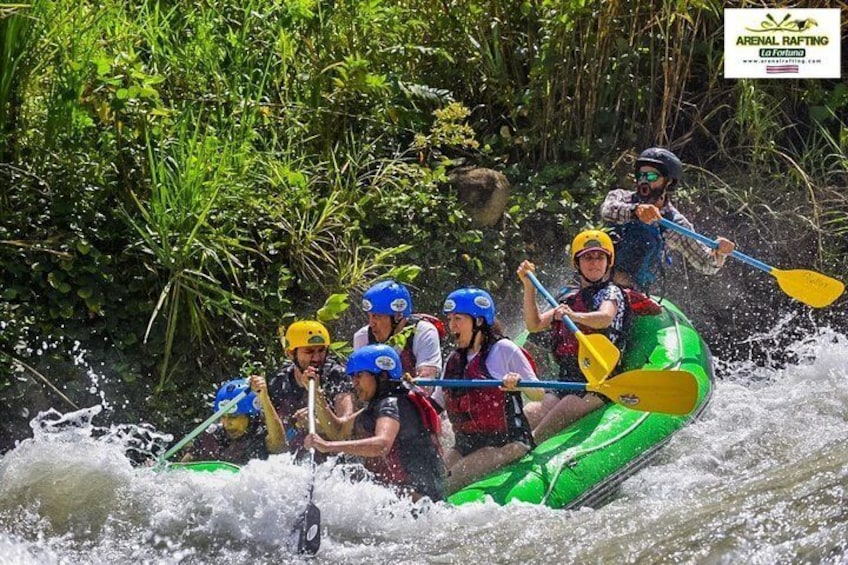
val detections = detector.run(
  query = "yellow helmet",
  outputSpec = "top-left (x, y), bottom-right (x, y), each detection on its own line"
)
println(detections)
top-left (570, 229), bottom-right (614, 267)
top-left (284, 321), bottom-right (331, 351)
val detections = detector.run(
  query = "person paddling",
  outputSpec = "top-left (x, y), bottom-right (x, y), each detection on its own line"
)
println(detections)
top-left (353, 280), bottom-right (443, 382)
top-left (518, 230), bottom-right (628, 444)
top-left (267, 321), bottom-right (354, 458)
top-left (304, 344), bottom-right (445, 502)
top-left (181, 376), bottom-right (285, 465)
top-left (439, 287), bottom-right (544, 494)
top-left (600, 147), bottom-right (736, 293)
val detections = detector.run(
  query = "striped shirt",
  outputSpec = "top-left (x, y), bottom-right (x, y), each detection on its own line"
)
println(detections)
top-left (600, 188), bottom-right (722, 276)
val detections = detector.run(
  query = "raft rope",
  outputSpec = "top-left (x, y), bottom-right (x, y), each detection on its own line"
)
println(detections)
top-left (540, 412), bottom-right (651, 506)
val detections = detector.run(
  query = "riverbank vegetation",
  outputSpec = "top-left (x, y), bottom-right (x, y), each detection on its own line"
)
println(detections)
top-left (1, 0), bottom-right (846, 435)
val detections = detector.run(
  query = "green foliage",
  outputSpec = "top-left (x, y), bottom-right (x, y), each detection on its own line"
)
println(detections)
top-left (122, 115), bottom-right (267, 391)
top-left (1, 0), bottom-right (846, 418)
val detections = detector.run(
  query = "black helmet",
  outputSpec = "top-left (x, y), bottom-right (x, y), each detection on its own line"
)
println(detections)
top-left (635, 147), bottom-right (683, 189)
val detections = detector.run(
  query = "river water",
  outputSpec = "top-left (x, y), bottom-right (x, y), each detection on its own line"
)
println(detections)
top-left (1, 327), bottom-right (846, 565)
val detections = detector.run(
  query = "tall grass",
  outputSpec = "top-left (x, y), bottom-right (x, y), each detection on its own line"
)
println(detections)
top-left (123, 115), bottom-right (264, 391)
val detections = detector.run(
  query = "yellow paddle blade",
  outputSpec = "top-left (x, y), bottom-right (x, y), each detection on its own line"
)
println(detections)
top-left (772, 268), bottom-right (845, 308)
top-left (588, 369), bottom-right (699, 415)
top-left (576, 332), bottom-right (621, 385)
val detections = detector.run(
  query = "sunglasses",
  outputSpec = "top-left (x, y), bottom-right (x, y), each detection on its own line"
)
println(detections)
top-left (635, 171), bottom-right (662, 182)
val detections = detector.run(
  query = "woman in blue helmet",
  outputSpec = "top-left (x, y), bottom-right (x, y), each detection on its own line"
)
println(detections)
top-left (439, 287), bottom-right (544, 495)
top-left (182, 375), bottom-right (285, 465)
top-left (600, 147), bottom-right (736, 293)
top-left (304, 344), bottom-right (445, 502)
top-left (353, 280), bottom-right (443, 382)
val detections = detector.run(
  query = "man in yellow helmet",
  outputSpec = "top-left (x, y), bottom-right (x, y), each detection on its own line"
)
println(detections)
top-left (266, 321), bottom-right (354, 458)
top-left (517, 229), bottom-right (628, 443)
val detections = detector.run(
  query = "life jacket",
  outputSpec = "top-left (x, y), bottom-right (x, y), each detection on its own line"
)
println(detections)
top-left (268, 363), bottom-right (342, 459)
top-left (271, 382), bottom-right (309, 454)
top-left (623, 288), bottom-right (662, 316)
top-left (550, 283), bottom-right (628, 381)
top-left (442, 339), bottom-right (528, 436)
top-left (361, 390), bottom-right (443, 489)
top-left (609, 219), bottom-right (668, 291)
top-left (369, 314), bottom-right (446, 377)
top-left (193, 420), bottom-right (268, 465)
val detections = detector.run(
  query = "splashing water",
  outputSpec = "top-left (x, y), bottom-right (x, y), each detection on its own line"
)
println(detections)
top-left (1, 329), bottom-right (847, 564)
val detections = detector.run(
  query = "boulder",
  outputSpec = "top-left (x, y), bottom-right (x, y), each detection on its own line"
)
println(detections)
top-left (449, 167), bottom-right (510, 227)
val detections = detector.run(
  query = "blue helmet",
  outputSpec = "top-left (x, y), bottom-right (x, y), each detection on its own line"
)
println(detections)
top-left (346, 344), bottom-right (403, 381)
top-left (362, 280), bottom-right (413, 318)
top-left (443, 287), bottom-right (496, 326)
top-left (214, 378), bottom-right (260, 416)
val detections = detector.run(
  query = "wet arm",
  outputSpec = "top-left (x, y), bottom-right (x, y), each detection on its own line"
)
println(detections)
top-left (518, 260), bottom-right (554, 332)
top-left (256, 384), bottom-right (286, 454)
top-left (309, 416), bottom-right (399, 457)
top-left (662, 210), bottom-right (723, 275)
top-left (565, 299), bottom-right (617, 330)
top-left (315, 390), bottom-right (356, 440)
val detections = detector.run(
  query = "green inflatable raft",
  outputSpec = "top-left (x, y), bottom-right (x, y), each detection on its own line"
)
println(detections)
top-left (447, 298), bottom-right (713, 509)
top-left (166, 460), bottom-right (241, 473)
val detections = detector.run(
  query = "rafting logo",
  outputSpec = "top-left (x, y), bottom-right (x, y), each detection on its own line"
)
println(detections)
top-left (618, 394), bottom-right (640, 407)
top-left (361, 298), bottom-right (374, 312)
top-left (374, 354), bottom-right (397, 372)
top-left (390, 298), bottom-right (409, 313)
top-left (745, 14), bottom-right (818, 33)
top-left (724, 8), bottom-right (840, 79)
top-left (473, 295), bottom-right (492, 309)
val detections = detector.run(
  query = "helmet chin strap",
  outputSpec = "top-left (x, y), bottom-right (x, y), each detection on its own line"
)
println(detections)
top-left (389, 314), bottom-right (403, 336)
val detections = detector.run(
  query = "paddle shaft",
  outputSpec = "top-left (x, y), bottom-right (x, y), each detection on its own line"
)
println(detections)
top-left (294, 376), bottom-right (321, 555)
top-left (417, 379), bottom-right (590, 392)
top-left (417, 368), bottom-right (700, 416)
top-left (658, 218), bottom-right (773, 273)
top-left (526, 272), bottom-right (583, 335)
top-left (306, 376), bottom-right (316, 493)
top-left (158, 390), bottom-right (248, 464)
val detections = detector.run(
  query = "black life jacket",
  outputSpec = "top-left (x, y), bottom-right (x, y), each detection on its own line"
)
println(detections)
top-left (358, 387), bottom-right (445, 499)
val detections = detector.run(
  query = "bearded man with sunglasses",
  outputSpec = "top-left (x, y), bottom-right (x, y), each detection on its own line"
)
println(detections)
top-left (600, 147), bottom-right (736, 293)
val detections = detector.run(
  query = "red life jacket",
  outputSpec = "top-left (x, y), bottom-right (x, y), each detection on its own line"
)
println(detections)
top-left (623, 288), bottom-right (662, 316)
top-left (442, 340), bottom-right (526, 436)
top-left (550, 284), bottom-right (626, 362)
top-left (551, 288), bottom-right (594, 361)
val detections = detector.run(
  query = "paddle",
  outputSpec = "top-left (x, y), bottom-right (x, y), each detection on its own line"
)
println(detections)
top-left (155, 390), bottom-right (248, 468)
top-left (293, 376), bottom-right (321, 555)
top-left (658, 218), bottom-right (845, 308)
top-left (525, 271), bottom-right (621, 384)
top-left (417, 367), bottom-right (699, 415)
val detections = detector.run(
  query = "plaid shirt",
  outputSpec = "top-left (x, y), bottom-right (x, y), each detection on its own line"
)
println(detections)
top-left (600, 188), bottom-right (721, 275)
